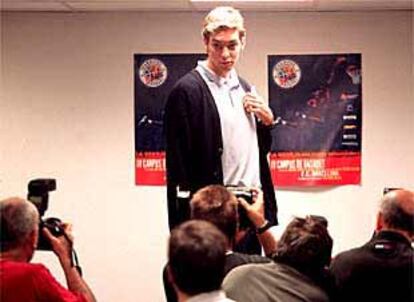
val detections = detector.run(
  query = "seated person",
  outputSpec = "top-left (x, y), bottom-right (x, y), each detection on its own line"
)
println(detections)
top-left (167, 220), bottom-right (235, 302)
top-left (164, 185), bottom-right (276, 302)
top-left (330, 189), bottom-right (414, 302)
top-left (0, 197), bottom-right (96, 302)
top-left (223, 216), bottom-right (334, 302)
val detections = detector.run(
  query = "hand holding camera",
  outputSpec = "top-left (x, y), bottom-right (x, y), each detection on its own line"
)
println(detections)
top-left (43, 222), bottom-right (73, 261)
top-left (226, 186), bottom-right (267, 230)
top-left (237, 188), bottom-right (267, 229)
top-left (28, 178), bottom-right (83, 275)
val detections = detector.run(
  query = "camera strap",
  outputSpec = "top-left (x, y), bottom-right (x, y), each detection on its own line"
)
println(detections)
top-left (71, 249), bottom-right (83, 276)
top-left (62, 232), bottom-right (83, 276)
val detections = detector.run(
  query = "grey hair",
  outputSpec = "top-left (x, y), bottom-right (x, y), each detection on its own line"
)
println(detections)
top-left (0, 197), bottom-right (39, 251)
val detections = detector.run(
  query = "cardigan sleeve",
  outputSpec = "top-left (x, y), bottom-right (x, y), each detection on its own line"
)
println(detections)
top-left (164, 82), bottom-right (195, 229)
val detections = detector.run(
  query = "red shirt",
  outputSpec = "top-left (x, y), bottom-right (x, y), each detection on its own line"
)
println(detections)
top-left (0, 260), bottom-right (87, 302)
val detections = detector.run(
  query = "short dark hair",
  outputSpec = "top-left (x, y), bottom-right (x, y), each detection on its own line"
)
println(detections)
top-left (0, 197), bottom-right (38, 252)
top-left (274, 216), bottom-right (333, 276)
top-left (168, 220), bottom-right (227, 296)
top-left (190, 185), bottom-right (238, 242)
top-left (381, 189), bottom-right (414, 236)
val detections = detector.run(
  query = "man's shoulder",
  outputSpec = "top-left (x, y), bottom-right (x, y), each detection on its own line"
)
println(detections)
top-left (225, 252), bottom-right (271, 274)
top-left (0, 260), bottom-right (53, 283)
top-left (224, 262), bottom-right (330, 302)
top-left (226, 252), bottom-right (271, 265)
top-left (1, 260), bottom-right (47, 272)
top-left (331, 233), bottom-right (414, 272)
top-left (225, 261), bottom-right (276, 281)
top-left (174, 70), bottom-right (203, 90)
top-left (330, 245), bottom-right (368, 269)
top-left (334, 245), bottom-right (366, 258)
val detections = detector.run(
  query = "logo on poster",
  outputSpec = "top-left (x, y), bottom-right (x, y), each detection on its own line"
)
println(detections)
top-left (139, 59), bottom-right (168, 88)
top-left (273, 59), bottom-right (301, 89)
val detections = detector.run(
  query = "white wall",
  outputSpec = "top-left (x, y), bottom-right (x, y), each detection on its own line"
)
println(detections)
top-left (1, 10), bottom-right (413, 302)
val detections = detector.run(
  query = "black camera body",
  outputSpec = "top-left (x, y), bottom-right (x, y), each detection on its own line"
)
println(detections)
top-left (226, 186), bottom-right (254, 230)
top-left (27, 179), bottom-right (64, 251)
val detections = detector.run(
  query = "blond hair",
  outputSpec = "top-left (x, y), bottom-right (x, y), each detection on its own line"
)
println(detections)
top-left (202, 6), bottom-right (246, 41)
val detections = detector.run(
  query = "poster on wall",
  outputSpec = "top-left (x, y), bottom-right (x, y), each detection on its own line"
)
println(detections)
top-left (134, 53), bottom-right (205, 185)
top-left (268, 53), bottom-right (362, 186)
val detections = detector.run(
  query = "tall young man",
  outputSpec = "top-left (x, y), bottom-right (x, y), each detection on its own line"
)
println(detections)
top-left (164, 7), bottom-right (278, 251)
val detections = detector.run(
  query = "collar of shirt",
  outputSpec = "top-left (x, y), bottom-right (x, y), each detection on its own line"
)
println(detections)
top-left (372, 230), bottom-right (412, 247)
top-left (196, 60), bottom-right (240, 90)
top-left (187, 290), bottom-right (231, 302)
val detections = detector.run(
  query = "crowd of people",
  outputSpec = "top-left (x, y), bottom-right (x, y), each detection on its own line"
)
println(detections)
top-left (1, 187), bottom-right (413, 301)
top-left (165, 187), bottom-right (413, 302)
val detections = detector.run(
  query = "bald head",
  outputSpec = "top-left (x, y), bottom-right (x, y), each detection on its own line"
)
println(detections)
top-left (379, 189), bottom-right (414, 238)
top-left (0, 197), bottom-right (39, 252)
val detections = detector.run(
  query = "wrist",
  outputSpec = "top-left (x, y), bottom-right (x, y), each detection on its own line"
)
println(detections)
top-left (59, 256), bottom-right (72, 268)
top-left (252, 217), bottom-right (266, 229)
top-left (256, 220), bottom-right (272, 234)
top-left (57, 250), bottom-right (72, 267)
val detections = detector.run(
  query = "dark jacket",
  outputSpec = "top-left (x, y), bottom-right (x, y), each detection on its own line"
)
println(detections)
top-left (164, 70), bottom-right (278, 230)
top-left (330, 230), bottom-right (414, 302)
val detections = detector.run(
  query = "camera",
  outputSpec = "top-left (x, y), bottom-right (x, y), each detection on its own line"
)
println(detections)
top-left (27, 178), bottom-right (64, 250)
top-left (226, 186), bottom-right (254, 230)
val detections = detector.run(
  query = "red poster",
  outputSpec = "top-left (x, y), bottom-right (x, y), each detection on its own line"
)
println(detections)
top-left (268, 54), bottom-right (362, 186)
top-left (135, 152), bottom-right (166, 185)
top-left (270, 152), bottom-right (361, 186)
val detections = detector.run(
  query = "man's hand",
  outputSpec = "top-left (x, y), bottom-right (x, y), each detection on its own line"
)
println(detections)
top-left (239, 188), bottom-right (278, 256)
top-left (238, 188), bottom-right (266, 228)
top-left (43, 223), bottom-right (73, 265)
top-left (43, 223), bottom-right (97, 302)
top-left (243, 92), bottom-right (274, 126)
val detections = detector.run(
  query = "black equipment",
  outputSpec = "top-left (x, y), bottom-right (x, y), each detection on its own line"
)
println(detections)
top-left (226, 186), bottom-right (254, 230)
top-left (27, 178), bottom-right (63, 250)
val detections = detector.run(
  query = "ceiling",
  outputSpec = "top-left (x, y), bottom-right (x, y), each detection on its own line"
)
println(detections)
top-left (1, 0), bottom-right (413, 12)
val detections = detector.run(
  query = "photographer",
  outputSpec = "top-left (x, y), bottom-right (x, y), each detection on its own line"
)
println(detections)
top-left (0, 197), bottom-right (96, 302)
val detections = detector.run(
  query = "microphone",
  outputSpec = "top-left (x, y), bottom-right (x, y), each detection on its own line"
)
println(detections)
top-left (294, 111), bottom-right (324, 124)
top-left (138, 115), bottom-right (163, 127)
top-left (138, 115), bottom-right (148, 126)
top-left (273, 116), bottom-right (298, 128)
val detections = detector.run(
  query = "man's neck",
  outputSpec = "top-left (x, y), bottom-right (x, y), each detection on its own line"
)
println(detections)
top-left (0, 249), bottom-right (30, 262)
top-left (378, 227), bottom-right (413, 242)
top-left (206, 61), bottom-right (231, 79)
top-left (176, 290), bottom-right (191, 302)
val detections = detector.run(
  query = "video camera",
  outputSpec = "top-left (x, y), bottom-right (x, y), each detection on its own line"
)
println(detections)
top-left (27, 178), bottom-right (64, 251)
top-left (226, 186), bottom-right (254, 230)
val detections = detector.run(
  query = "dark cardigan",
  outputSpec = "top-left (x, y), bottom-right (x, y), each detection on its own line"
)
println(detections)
top-left (164, 70), bottom-right (278, 230)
